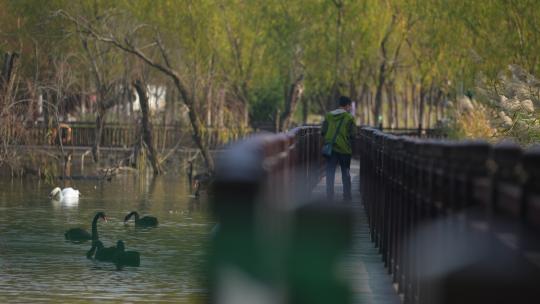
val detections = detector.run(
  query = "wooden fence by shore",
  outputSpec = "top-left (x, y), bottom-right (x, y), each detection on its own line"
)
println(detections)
top-left (12, 122), bottom-right (250, 149)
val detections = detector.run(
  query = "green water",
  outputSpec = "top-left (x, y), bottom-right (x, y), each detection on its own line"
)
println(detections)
top-left (0, 176), bottom-right (212, 303)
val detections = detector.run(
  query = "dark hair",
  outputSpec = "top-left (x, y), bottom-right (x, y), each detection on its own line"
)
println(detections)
top-left (338, 96), bottom-right (352, 107)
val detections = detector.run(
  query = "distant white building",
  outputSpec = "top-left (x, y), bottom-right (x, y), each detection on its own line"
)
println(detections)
top-left (132, 85), bottom-right (167, 112)
top-left (35, 84), bottom-right (168, 123)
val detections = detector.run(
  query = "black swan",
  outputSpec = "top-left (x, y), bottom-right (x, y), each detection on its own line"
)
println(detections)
top-left (192, 173), bottom-right (213, 198)
top-left (86, 240), bottom-right (118, 262)
top-left (113, 240), bottom-right (140, 268)
top-left (65, 212), bottom-right (107, 241)
top-left (124, 211), bottom-right (158, 227)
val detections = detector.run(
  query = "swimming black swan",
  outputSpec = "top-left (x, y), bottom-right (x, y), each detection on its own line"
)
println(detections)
top-left (65, 212), bottom-right (107, 241)
top-left (86, 240), bottom-right (118, 262)
top-left (192, 173), bottom-right (213, 198)
top-left (113, 240), bottom-right (140, 268)
top-left (124, 211), bottom-right (158, 227)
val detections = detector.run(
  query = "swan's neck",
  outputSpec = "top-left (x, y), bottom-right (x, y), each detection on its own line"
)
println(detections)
top-left (55, 191), bottom-right (63, 201)
top-left (128, 212), bottom-right (139, 222)
top-left (91, 215), bottom-right (100, 241)
top-left (86, 244), bottom-right (97, 259)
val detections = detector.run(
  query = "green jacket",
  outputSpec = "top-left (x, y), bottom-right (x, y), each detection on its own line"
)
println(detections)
top-left (322, 109), bottom-right (356, 155)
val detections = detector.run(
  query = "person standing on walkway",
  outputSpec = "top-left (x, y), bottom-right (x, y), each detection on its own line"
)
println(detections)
top-left (322, 96), bottom-right (356, 201)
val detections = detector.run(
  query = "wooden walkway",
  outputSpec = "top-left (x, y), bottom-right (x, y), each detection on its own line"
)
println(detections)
top-left (314, 160), bottom-right (401, 304)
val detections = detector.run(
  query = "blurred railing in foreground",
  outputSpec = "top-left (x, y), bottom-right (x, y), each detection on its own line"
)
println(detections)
top-left (210, 126), bottom-right (354, 304)
top-left (358, 126), bottom-right (540, 303)
top-left (260, 126), bottom-right (325, 198)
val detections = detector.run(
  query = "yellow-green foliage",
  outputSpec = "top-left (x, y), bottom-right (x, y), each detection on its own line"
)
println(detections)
top-left (2, 0), bottom-right (540, 139)
top-left (446, 98), bottom-right (495, 140)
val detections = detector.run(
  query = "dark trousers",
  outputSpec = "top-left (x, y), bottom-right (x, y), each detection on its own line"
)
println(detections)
top-left (325, 151), bottom-right (352, 201)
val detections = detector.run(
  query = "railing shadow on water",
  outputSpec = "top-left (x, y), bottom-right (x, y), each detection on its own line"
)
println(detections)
top-left (208, 127), bottom-right (355, 304)
top-left (358, 126), bottom-right (540, 304)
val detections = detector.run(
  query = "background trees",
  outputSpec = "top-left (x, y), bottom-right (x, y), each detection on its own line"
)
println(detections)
top-left (1, 0), bottom-right (539, 170)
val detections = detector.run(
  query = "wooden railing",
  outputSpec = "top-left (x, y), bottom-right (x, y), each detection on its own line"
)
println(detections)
top-left (381, 127), bottom-right (445, 138)
top-left (215, 126), bottom-right (324, 198)
top-left (357, 126), bottom-right (540, 303)
top-left (210, 126), bottom-right (355, 303)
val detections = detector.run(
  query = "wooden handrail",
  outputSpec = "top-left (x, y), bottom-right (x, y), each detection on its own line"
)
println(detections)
top-left (214, 126), bottom-right (323, 205)
top-left (357, 126), bottom-right (540, 302)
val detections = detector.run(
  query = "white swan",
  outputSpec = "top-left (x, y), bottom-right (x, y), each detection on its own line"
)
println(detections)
top-left (49, 187), bottom-right (80, 203)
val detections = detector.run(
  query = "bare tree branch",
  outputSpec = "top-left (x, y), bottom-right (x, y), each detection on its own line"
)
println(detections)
top-left (56, 9), bottom-right (214, 170)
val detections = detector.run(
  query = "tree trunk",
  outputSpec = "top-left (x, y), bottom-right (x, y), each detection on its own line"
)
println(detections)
top-left (217, 88), bottom-right (225, 128)
top-left (427, 84), bottom-right (435, 129)
top-left (402, 91), bottom-right (408, 128)
top-left (274, 108), bottom-right (281, 133)
top-left (386, 83), bottom-right (394, 129)
top-left (331, 1), bottom-right (344, 108)
top-left (302, 96), bottom-right (309, 125)
top-left (363, 90), bottom-right (369, 125)
top-left (280, 74), bottom-right (304, 131)
top-left (374, 61), bottom-right (386, 127)
top-left (206, 98), bottom-right (212, 128)
top-left (357, 84), bottom-right (367, 125)
top-left (392, 87), bottom-right (399, 129)
top-left (418, 85), bottom-right (426, 130)
top-left (412, 84), bottom-right (418, 127)
top-left (328, 83), bottom-right (339, 111)
top-left (242, 102), bottom-right (249, 128)
top-left (134, 79), bottom-right (161, 175)
top-left (92, 108), bottom-right (105, 162)
top-left (366, 89), bottom-right (373, 125)
top-left (436, 89), bottom-right (444, 123)
top-left (314, 94), bottom-right (327, 115)
top-left (173, 80), bottom-right (214, 171)
top-left (1, 52), bottom-right (19, 92)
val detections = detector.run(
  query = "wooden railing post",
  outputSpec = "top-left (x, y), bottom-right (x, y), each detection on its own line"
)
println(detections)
top-left (491, 142), bottom-right (523, 215)
top-left (522, 147), bottom-right (540, 235)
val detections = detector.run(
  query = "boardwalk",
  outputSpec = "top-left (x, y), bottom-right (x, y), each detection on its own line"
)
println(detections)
top-left (314, 160), bottom-right (401, 304)
top-left (209, 125), bottom-right (540, 303)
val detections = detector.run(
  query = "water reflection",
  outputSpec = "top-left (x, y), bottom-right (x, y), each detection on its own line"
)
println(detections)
top-left (0, 175), bottom-right (211, 303)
